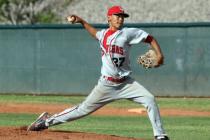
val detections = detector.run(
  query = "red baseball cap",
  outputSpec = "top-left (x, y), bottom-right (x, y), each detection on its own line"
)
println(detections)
top-left (107, 6), bottom-right (129, 18)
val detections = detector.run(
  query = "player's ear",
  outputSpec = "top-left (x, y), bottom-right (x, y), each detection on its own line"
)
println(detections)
top-left (107, 16), bottom-right (111, 23)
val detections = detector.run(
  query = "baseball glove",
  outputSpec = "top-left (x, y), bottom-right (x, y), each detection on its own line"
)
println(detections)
top-left (137, 49), bottom-right (159, 69)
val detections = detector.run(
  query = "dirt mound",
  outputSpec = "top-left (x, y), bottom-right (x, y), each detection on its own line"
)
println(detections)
top-left (0, 126), bottom-right (143, 140)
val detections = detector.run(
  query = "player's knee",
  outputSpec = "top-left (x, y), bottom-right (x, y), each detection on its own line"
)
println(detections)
top-left (77, 107), bottom-right (90, 116)
top-left (146, 93), bottom-right (155, 100)
top-left (144, 94), bottom-right (156, 106)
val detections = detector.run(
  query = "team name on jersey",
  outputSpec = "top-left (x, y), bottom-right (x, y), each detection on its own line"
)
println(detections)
top-left (111, 45), bottom-right (124, 55)
top-left (101, 45), bottom-right (124, 56)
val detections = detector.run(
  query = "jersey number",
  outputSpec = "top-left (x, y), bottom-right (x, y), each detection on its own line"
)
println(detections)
top-left (112, 57), bottom-right (125, 67)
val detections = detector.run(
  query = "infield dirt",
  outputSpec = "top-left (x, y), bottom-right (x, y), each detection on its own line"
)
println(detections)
top-left (0, 103), bottom-right (210, 116)
top-left (0, 126), bottom-right (143, 140)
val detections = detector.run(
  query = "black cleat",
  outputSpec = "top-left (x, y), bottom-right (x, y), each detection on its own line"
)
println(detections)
top-left (154, 135), bottom-right (170, 140)
top-left (27, 112), bottom-right (50, 131)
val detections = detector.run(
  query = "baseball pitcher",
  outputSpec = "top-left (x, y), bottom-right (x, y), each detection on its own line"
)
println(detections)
top-left (28, 5), bottom-right (169, 140)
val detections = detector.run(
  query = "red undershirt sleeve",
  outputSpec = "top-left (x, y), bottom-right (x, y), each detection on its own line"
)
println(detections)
top-left (144, 35), bottom-right (153, 43)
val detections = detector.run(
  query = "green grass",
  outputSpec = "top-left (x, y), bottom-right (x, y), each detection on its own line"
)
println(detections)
top-left (0, 113), bottom-right (210, 140)
top-left (1, 95), bottom-right (210, 139)
top-left (0, 113), bottom-right (35, 126)
top-left (157, 98), bottom-right (210, 111)
top-left (0, 94), bottom-right (85, 104)
top-left (1, 94), bottom-right (210, 111)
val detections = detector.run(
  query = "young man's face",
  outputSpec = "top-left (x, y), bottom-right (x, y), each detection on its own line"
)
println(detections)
top-left (108, 14), bottom-right (125, 30)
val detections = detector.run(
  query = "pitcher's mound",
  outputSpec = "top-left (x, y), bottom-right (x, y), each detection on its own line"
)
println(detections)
top-left (0, 126), bottom-right (143, 140)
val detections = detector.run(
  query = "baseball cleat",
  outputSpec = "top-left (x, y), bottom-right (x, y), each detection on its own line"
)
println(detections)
top-left (27, 112), bottom-right (50, 131)
top-left (154, 135), bottom-right (170, 140)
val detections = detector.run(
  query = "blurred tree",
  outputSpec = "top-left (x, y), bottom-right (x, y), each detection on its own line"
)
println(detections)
top-left (0, 0), bottom-right (73, 24)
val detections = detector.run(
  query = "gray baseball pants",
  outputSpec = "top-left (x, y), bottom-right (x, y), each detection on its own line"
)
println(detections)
top-left (46, 76), bottom-right (166, 136)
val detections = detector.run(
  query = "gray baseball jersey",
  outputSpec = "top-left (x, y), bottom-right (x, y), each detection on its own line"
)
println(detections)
top-left (45, 27), bottom-right (166, 137)
top-left (97, 27), bottom-right (148, 78)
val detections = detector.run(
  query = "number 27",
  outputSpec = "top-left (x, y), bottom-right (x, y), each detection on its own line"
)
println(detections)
top-left (112, 57), bottom-right (125, 67)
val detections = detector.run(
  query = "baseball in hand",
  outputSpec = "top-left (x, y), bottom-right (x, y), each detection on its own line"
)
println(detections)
top-left (67, 16), bottom-right (76, 23)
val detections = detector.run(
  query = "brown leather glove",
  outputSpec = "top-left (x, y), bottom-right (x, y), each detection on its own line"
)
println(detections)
top-left (137, 49), bottom-right (160, 69)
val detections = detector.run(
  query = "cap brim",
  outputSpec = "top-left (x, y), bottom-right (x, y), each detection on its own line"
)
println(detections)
top-left (114, 13), bottom-right (129, 18)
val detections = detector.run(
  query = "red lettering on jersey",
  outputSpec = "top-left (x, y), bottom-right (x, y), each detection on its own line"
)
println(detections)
top-left (111, 45), bottom-right (115, 53)
top-left (110, 45), bottom-right (124, 55)
top-left (102, 29), bottom-right (124, 56)
top-left (119, 47), bottom-right (124, 55)
top-left (116, 46), bottom-right (120, 54)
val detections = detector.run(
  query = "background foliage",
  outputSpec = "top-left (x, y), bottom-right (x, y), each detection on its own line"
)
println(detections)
top-left (0, 0), bottom-right (73, 24)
